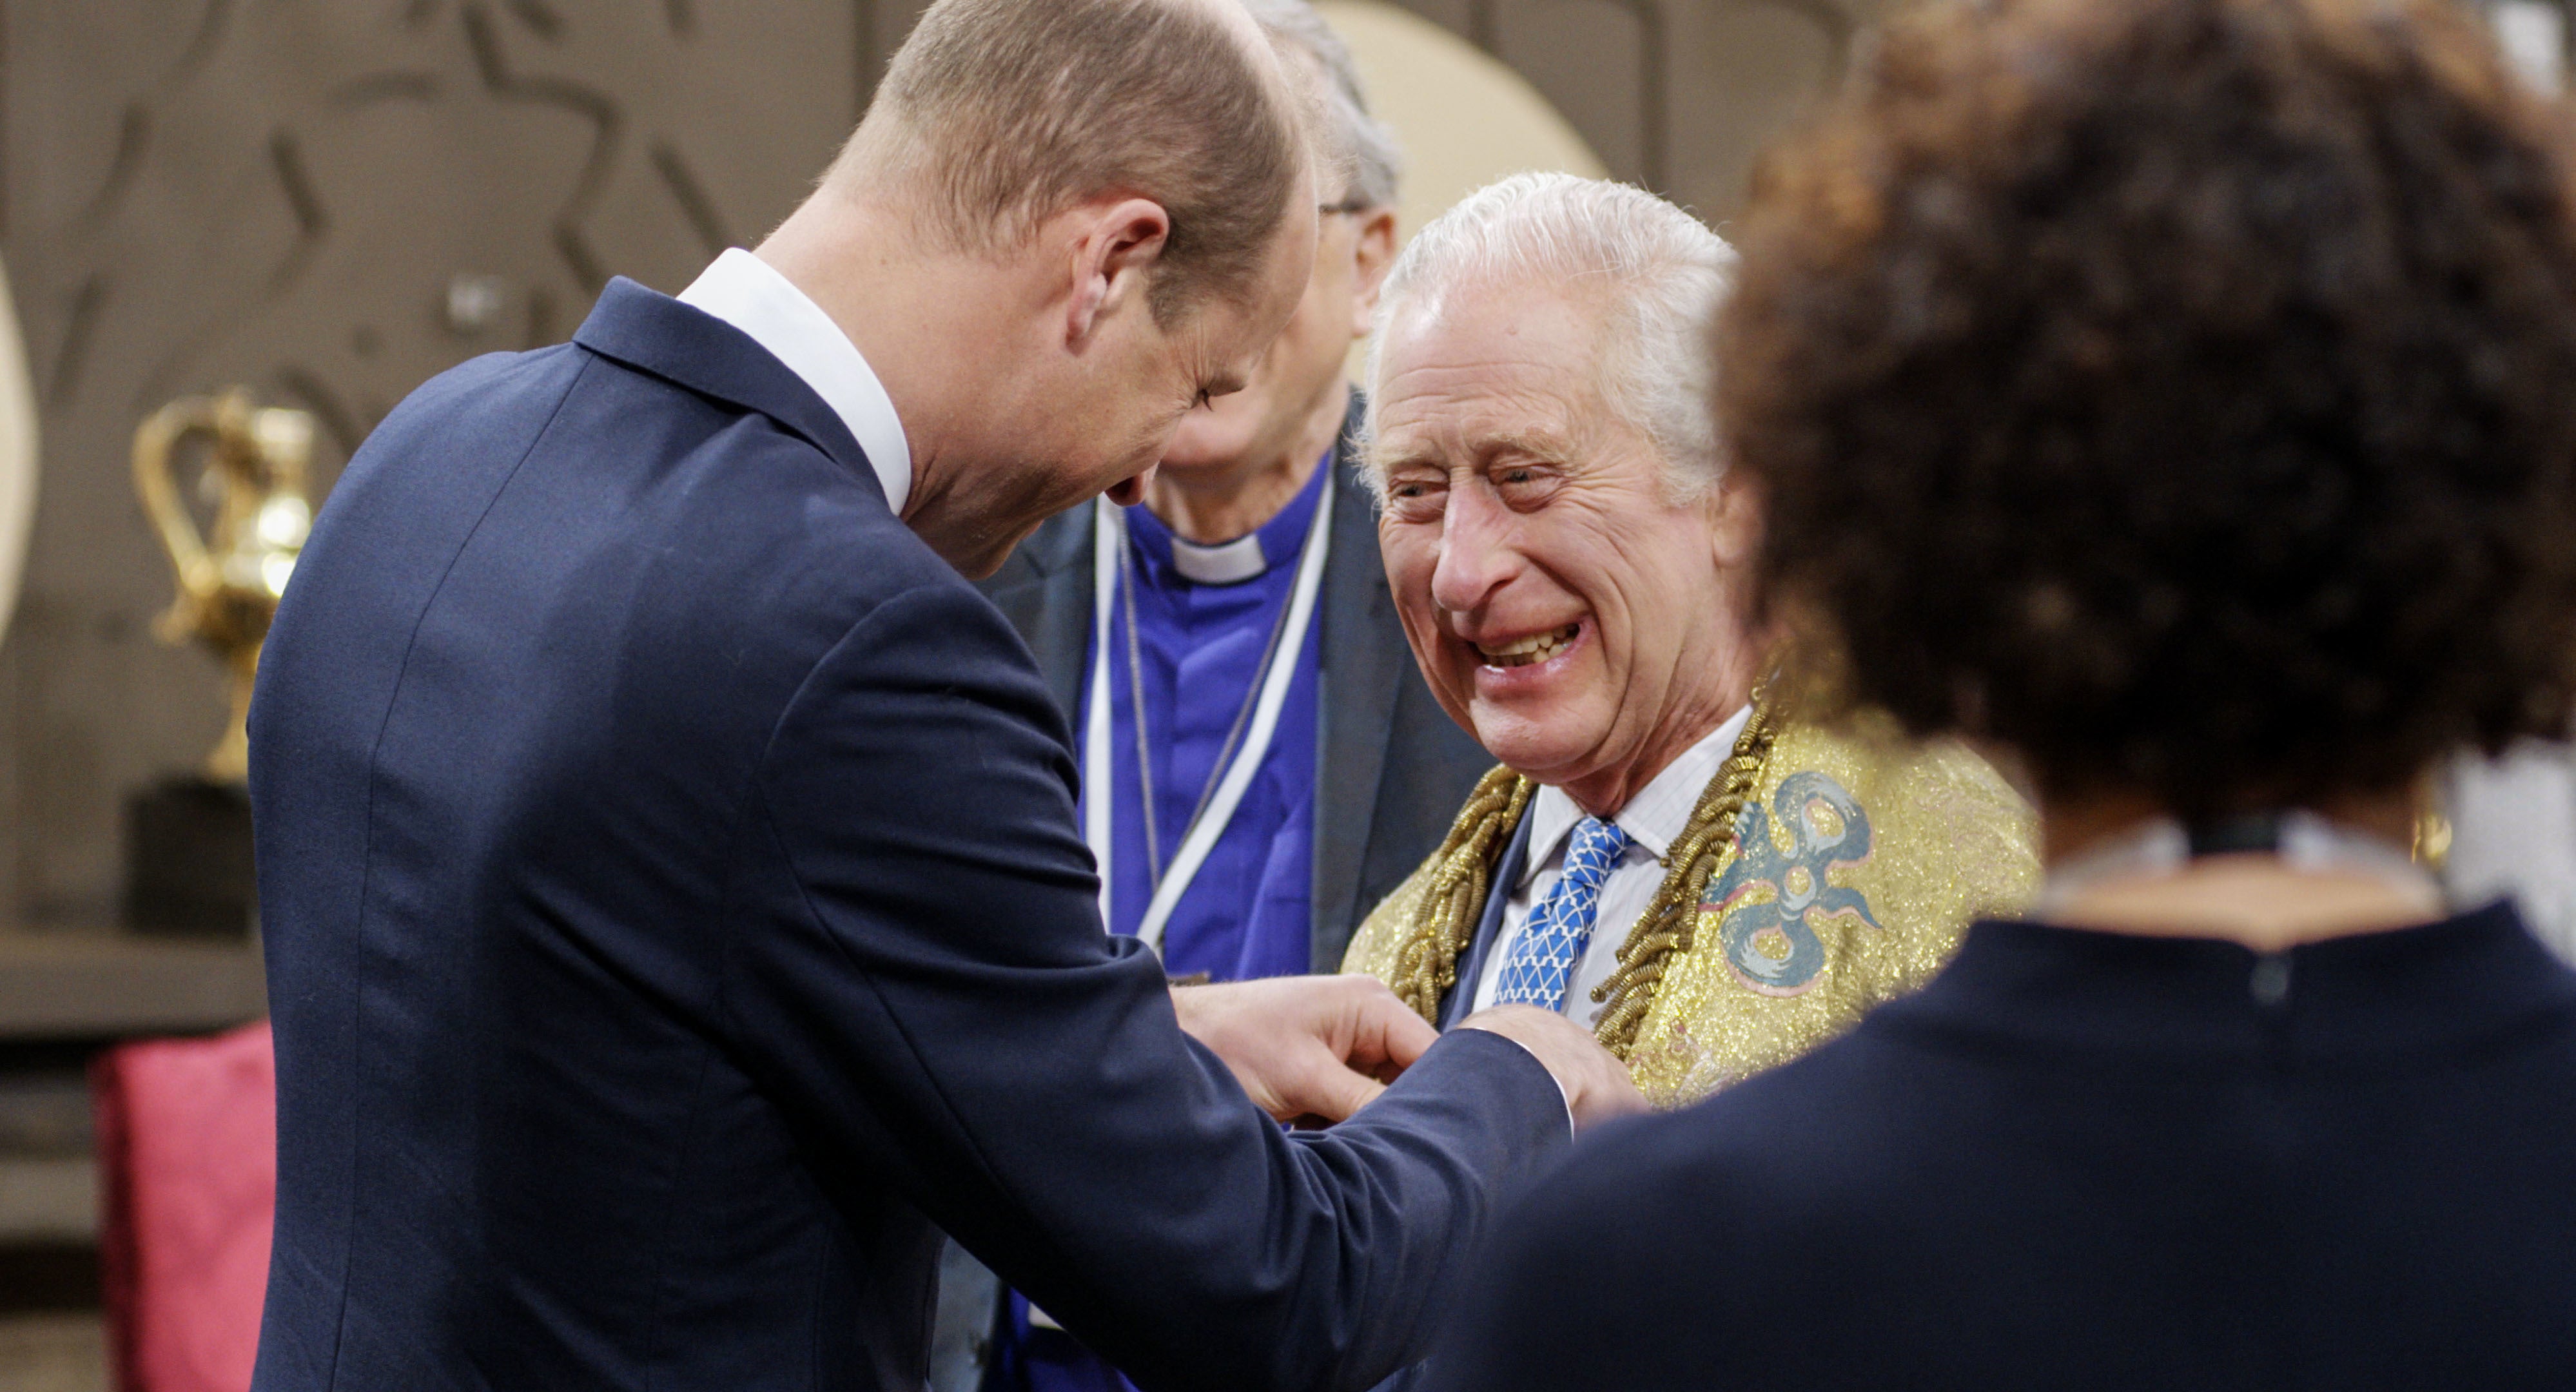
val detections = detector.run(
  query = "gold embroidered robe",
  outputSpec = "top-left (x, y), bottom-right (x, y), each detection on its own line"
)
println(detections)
top-left (1343, 719), bottom-right (2040, 1108)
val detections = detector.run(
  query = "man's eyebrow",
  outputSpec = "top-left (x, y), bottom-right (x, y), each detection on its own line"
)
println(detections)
top-left (1369, 423), bottom-right (1578, 476)
top-left (1369, 443), bottom-right (1441, 476)
top-left (1473, 425), bottom-right (1579, 461)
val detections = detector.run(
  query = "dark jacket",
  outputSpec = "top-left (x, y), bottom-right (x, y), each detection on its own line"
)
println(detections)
top-left (1428, 902), bottom-right (2576, 1391)
top-left (246, 278), bottom-right (1569, 1392)
top-left (977, 398), bottom-right (1494, 972)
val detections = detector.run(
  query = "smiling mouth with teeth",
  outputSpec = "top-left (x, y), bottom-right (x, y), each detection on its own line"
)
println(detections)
top-left (1476, 623), bottom-right (1582, 669)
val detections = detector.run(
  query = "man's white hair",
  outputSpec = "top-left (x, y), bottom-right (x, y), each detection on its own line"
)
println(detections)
top-left (1240, 0), bottom-right (1402, 209)
top-left (1363, 171), bottom-right (1737, 498)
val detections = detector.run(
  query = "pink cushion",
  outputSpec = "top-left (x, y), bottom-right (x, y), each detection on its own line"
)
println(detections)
top-left (94, 1021), bottom-right (275, 1392)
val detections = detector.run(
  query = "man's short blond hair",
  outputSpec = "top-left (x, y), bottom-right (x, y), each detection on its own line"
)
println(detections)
top-left (848, 0), bottom-right (1305, 323)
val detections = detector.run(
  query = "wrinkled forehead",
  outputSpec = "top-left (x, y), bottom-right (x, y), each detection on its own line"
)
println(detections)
top-left (1370, 280), bottom-right (1614, 463)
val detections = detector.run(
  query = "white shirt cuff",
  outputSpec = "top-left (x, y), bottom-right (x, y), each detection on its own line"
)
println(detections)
top-left (1484, 1033), bottom-right (1577, 1139)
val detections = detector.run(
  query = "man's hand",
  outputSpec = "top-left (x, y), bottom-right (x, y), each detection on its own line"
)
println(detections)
top-left (1456, 1005), bottom-right (1650, 1130)
top-left (1172, 976), bottom-right (1439, 1125)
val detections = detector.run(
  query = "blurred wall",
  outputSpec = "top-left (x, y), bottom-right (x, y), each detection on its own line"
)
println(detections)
top-left (0, 0), bottom-right (1877, 929)
top-left (1321, 2), bottom-right (1609, 246)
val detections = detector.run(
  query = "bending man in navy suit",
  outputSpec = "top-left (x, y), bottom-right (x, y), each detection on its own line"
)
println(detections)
top-left (245, 2), bottom-right (1644, 1390)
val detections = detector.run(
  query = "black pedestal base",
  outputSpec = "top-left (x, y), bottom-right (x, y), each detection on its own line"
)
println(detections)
top-left (122, 777), bottom-right (255, 938)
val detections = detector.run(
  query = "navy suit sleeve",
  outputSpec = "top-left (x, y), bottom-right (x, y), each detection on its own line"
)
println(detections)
top-left (1419, 1126), bottom-right (1674, 1392)
top-left (730, 580), bottom-right (1569, 1392)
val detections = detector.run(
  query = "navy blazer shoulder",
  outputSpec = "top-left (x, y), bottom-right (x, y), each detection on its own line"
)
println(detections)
top-left (248, 279), bottom-right (1567, 1392)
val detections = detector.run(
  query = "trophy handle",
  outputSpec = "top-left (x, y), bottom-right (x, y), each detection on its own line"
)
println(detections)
top-left (131, 392), bottom-right (236, 619)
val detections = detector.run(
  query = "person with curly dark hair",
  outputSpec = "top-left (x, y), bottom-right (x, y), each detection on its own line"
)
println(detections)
top-left (1421, 0), bottom-right (2576, 1386)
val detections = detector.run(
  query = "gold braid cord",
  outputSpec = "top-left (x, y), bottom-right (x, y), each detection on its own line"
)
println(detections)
top-left (1354, 684), bottom-right (2034, 1105)
top-left (1590, 692), bottom-right (1780, 1060)
top-left (1383, 766), bottom-right (1534, 1023)
top-left (1372, 690), bottom-right (1780, 1045)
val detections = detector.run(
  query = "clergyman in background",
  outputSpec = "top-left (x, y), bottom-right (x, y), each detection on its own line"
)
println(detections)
top-left (964, 5), bottom-right (1491, 1388)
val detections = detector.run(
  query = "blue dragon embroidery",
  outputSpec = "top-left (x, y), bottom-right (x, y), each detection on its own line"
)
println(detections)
top-left (1706, 771), bottom-right (1880, 996)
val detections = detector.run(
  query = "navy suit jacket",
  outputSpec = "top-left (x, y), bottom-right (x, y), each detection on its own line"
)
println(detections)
top-left (977, 396), bottom-right (1494, 973)
top-left (246, 278), bottom-right (1568, 1392)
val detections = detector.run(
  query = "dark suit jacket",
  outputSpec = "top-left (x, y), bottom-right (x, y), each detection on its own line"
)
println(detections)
top-left (1360, 821), bottom-right (1531, 1392)
top-left (246, 278), bottom-right (1568, 1392)
top-left (1429, 903), bottom-right (2576, 1391)
top-left (978, 398), bottom-right (1494, 973)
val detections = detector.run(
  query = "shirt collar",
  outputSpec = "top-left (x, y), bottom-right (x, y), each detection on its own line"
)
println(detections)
top-left (1168, 533), bottom-right (1267, 585)
top-left (1125, 447), bottom-right (1333, 588)
top-left (1518, 704), bottom-right (1756, 889)
top-left (676, 249), bottom-right (913, 514)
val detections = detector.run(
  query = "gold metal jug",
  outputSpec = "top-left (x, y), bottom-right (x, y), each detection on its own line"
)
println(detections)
top-left (133, 390), bottom-right (315, 785)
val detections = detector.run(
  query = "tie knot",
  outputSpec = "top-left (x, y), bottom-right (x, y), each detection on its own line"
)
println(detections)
top-left (1487, 813), bottom-right (1633, 1016)
top-left (1564, 815), bottom-right (1629, 882)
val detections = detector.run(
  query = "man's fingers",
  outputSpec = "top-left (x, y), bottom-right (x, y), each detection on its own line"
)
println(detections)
top-left (1295, 1058), bottom-right (1388, 1125)
top-left (1583, 1071), bottom-right (1651, 1127)
top-left (1171, 976), bottom-right (1417, 1123)
top-left (1335, 976), bottom-right (1439, 1075)
top-left (1456, 1004), bottom-right (1647, 1130)
top-left (1360, 997), bottom-right (1440, 1074)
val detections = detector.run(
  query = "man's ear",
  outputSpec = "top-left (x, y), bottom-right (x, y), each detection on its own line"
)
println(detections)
top-left (1065, 197), bottom-right (1174, 346)
top-left (1708, 467), bottom-right (1764, 570)
top-left (1348, 209), bottom-right (1400, 340)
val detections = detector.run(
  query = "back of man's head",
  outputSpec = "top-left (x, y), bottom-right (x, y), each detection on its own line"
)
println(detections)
top-left (844, 0), bottom-right (1305, 323)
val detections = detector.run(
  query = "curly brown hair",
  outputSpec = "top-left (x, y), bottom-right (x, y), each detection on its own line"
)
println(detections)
top-left (1721, 0), bottom-right (2576, 819)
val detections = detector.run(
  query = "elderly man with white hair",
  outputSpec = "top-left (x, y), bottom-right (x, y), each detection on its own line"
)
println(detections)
top-left (1344, 173), bottom-right (2038, 1108)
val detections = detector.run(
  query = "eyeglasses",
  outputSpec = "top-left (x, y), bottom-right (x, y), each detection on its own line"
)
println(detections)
top-left (1319, 198), bottom-right (1376, 217)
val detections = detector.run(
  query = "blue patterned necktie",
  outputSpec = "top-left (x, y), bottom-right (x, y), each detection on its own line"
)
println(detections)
top-left (1492, 815), bottom-right (1632, 1014)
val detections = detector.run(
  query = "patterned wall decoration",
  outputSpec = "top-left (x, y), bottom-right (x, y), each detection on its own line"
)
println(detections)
top-left (1405, 0), bottom-right (1872, 221)
top-left (0, 0), bottom-right (1871, 928)
top-left (1, 0), bottom-right (868, 923)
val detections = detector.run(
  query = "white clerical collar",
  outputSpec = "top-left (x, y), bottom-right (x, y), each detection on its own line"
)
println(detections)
top-left (1519, 703), bottom-right (1756, 889)
top-left (677, 249), bottom-right (912, 515)
top-left (1169, 533), bottom-right (1267, 585)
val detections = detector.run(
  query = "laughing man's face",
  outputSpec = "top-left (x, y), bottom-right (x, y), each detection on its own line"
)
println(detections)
top-left (1371, 278), bottom-right (1742, 807)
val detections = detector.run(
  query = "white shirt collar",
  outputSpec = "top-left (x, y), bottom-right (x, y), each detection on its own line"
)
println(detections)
top-left (1518, 704), bottom-right (1756, 888)
top-left (676, 249), bottom-right (913, 515)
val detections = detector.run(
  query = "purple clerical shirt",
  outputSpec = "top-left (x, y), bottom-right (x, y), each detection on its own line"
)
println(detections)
top-left (999, 456), bottom-right (1331, 1392)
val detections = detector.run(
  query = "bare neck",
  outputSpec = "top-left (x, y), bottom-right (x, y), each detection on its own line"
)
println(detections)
top-left (1148, 382), bottom-right (1347, 544)
top-left (2040, 789), bottom-right (2442, 951)
top-left (752, 190), bottom-right (992, 548)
